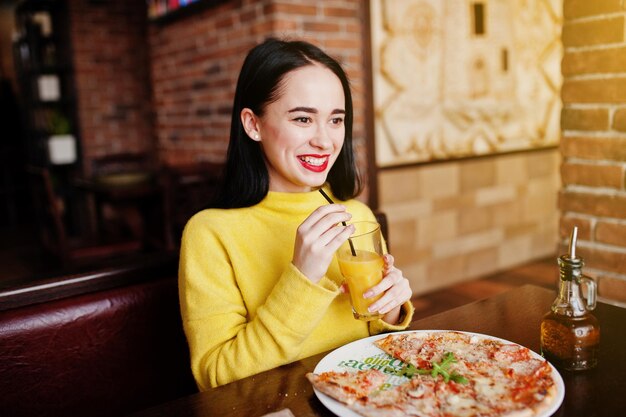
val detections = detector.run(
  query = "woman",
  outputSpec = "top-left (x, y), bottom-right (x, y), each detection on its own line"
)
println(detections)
top-left (179, 38), bottom-right (414, 389)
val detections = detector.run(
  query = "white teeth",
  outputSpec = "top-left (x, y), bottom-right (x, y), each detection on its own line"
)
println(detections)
top-left (300, 156), bottom-right (325, 166)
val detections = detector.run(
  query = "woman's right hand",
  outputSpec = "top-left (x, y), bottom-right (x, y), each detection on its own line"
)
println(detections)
top-left (292, 204), bottom-right (354, 283)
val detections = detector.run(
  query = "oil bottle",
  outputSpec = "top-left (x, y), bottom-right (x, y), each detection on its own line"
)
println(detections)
top-left (540, 226), bottom-right (600, 371)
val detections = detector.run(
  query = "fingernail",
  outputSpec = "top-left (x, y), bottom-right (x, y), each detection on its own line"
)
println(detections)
top-left (363, 291), bottom-right (373, 298)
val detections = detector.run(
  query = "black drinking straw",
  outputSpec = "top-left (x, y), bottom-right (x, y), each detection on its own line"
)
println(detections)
top-left (318, 188), bottom-right (357, 256)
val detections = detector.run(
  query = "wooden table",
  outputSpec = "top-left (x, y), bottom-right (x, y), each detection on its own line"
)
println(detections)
top-left (131, 285), bottom-right (626, 417)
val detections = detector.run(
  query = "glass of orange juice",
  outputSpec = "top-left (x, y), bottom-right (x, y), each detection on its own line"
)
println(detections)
top-left (337, 221), bottom-right (385, 321)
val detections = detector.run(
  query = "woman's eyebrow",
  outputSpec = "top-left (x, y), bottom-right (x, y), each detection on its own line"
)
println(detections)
top-left (288, 106), bottom-right (317, 114)
top-left (287, 107), bottom-right (345, 114)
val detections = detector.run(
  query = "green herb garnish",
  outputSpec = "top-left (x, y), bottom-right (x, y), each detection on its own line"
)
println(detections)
top-left (387, 352), bottom-right (468, 384)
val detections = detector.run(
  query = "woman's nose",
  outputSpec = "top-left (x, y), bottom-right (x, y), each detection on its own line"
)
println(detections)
top-left (310, 124), bottom-right (333, 149)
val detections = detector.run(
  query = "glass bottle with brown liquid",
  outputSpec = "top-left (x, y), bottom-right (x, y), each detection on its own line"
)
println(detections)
top-left (540, 227), bottom-right (600, 371)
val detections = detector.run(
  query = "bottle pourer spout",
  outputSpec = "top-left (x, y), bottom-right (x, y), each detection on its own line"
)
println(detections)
top-left (568, 226), bottom-right (578, 260)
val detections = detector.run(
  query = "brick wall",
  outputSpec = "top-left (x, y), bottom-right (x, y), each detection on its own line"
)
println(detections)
top-left (69, 0), bottom-right (155, 176)
top-left (561, 0), bottom-right (626, 306)
top-left (148, 0), bottom-right (368, 178)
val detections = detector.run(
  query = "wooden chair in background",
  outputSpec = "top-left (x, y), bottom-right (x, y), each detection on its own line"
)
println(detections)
top-left (160, 162), bottom-right (223, 249)
top-left (27, 165), bottom-right (142, 267)
top-left (74, 152), bottom-right (169, 251)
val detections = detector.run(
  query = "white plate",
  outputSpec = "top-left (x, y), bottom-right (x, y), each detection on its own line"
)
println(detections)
top-left (312, 330), bottom-right (565, 417)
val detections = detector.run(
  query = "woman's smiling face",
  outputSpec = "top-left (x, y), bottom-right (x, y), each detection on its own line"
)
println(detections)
top-left (242, 63), bottom-right (346, 193)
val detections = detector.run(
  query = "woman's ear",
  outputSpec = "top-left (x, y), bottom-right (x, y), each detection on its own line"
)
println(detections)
top-left (241, 108), bottom-right (261, 142)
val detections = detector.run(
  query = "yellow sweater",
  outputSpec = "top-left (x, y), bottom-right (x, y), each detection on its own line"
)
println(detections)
top-left (178, 187), bottom-right (414, 389)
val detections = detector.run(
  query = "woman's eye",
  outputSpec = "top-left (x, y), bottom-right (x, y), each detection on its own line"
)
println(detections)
top-left (331, 117), bottom-right (344, 125)
top-left (293, 116), bottom-right (311, 123)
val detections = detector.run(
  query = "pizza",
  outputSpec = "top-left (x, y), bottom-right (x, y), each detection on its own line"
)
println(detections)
top-left (306, 331), bottom-right (559, 417)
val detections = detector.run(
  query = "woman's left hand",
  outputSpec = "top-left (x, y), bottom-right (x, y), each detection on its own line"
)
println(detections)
top-left (364, 254), bottom-right (413, 325)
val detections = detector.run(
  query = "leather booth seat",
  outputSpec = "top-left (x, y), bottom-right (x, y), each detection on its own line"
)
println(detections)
top-left (0, 254), bottom-right (197, 417)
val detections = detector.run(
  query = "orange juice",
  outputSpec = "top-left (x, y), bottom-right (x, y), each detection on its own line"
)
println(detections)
top-left (338, 249), bottom-right (384, 321)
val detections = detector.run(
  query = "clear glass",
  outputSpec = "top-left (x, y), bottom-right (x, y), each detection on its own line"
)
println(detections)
top-left (337, 221), bottom-right (384, 321)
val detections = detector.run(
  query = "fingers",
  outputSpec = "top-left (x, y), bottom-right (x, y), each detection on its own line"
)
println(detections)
top-left (383, 254), bottom-right (394, 273)
top-left (299, 204), bottom-right (352, 233)
top-left (365, 263), bottom-right (413, 315)
top-left (363, 264), bottom-right (400, 298)
top-left (292, 204), bottom-right (355, 282)
top-left (306, 222), bottom-right (354, 256)
top-left (370, 279), bottom-right (412, 314)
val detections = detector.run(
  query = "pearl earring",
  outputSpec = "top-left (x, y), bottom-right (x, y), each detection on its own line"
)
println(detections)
top-left (254, 133), bottom-right (259, 140)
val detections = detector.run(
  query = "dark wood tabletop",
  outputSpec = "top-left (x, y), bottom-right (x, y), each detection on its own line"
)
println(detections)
top-left (131, 284), bottom-right (626, 417)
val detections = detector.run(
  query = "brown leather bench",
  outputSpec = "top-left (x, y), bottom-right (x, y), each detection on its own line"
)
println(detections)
top-left (0, 253), bottom-right (197, 417)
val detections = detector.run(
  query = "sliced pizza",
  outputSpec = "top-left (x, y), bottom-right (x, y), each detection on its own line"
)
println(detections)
top-left (305, 369), bottom-right (387, 405)
top-left (308, 331), bottom-right (559, 417)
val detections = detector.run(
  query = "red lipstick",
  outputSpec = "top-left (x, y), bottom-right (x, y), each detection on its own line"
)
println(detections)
top-left (298, 154), bottom-right (329, 173)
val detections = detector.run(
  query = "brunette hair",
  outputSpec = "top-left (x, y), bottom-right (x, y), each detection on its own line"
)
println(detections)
top-left (213, 38), bottom-right (362, 208)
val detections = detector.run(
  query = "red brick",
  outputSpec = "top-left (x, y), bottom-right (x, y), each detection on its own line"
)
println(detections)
top-left (561, 107), bottom-right (609, 131)
top-left (561, 136), bottom-right (626, 161)
top-left (596, 221), bottom-right (626, 246)
top-left (614, 108), bottom-right (626, 132)
top-left (561, 162), bottom-right (624, 188)
top-left (323, 6), bottom-right (357, 18)
top-left (562, 47), bottom-right (626, 76)
top-left (273, 19), bottom-right (299, 31)
top-left (562, 16), bottom-right (624, 47)
top-left (576, 246), bottom-right (626, 275)
top-left (598, 276), bottom-right (626, 304)
top-left (324, 38), bottom-right (361, 49)
top-left (562, 77), bottom-right (626, 104)
top-left (266, 2), bottom-right (317, 16)
top-left (559, 190), bottom-right (626, 219)
top-left (564, 0), bottom-right (624, 19)
top-left (303, 21), bottom-right (342, 32)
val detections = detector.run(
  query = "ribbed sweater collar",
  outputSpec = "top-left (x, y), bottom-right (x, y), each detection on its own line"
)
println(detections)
top-left (257, 186), bottom-right (336, 216)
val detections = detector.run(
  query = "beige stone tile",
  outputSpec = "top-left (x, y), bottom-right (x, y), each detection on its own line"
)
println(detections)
top-left (497, 235), bottom-right (534, 269)
top-left (401, 263), bottom-right (429, 295)
top-left (416, 211), bottom-right (458, 248)
top-left (458, 206), bottom-right (492, 235)
top-left (392, 245), bottom-right (431, 268)
top-left (491, 201), bottom-right (524, 227)
top-left (433, 193), bottom-right (476, 211)
top-left (528, 149), bottom-right (560, 179)
top-left (378, 168), bottom-right (422, 204)
top-left (387, 218), bottom-right (417, 250)
top-left (465, 247), bottom-right (499, 279)
top-left (523, 177), bottom-right (559, 221)
top-left (505, 222), bottom-right (538, 238)
top-left (496, 154), bottom-right (529, 185)
top-left (380, 200), bottom-right (433, 221)
top-left (419, 164), bottom-right (460, 199)
top-left (475, 185), bottom-right (517, 206)
top-left (531, 225), bottom-right (559, 258)
top-left (433, 229), bottom-right (504, 259)
top-left (427, 255), bottom-right (467, 290)
top-left (459, 159), bottom-right (496, 192)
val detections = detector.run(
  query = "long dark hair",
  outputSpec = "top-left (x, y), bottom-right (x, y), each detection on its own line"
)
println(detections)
top-left (213, 38), bottom-right (362, 208)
